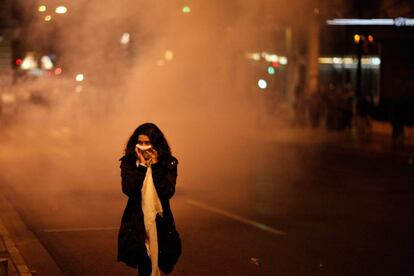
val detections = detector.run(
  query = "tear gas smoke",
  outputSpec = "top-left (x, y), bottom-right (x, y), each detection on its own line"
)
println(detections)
top-left (0, 0), bottom-right (319, 223)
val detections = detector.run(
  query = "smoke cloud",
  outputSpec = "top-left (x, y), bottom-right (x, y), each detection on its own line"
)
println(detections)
top-left (0, 0), bottom-right (318, 226)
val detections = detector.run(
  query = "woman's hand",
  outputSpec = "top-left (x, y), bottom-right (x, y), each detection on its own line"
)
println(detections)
top-left (146, 148), bottom-right (158, 165)
top-left (135, 147), bottom-right (158, 165)
top-left (135, 147), bottom-right (147, 165)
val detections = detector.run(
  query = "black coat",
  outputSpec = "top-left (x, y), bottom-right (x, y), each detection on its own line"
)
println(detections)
top-left (117, 154), bottom-right (178, 269)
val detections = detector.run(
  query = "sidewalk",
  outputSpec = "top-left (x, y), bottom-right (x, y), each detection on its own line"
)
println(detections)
top-left (0, 192), bottom-right (63, 276)
top-left (0, 222), bottom-right (28, 276)
top-left (0, 192), bottom-right (33, 276)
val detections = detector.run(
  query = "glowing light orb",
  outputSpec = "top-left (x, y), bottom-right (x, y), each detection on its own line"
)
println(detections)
top-left (368, 35), bottom-right (374, 43)
top-left (54, 67), bottom-right (62, 75)
top-left (120, 33), bottom-right (130, 45)
top-left (44, 15), bottom-right (52, 21)
top-left (55, 6), bottom-right (67, 14)
top-left (279, 57), bottom-right (288, 65)
top-left (41, 56), bottom-right (54, 70)
top-left (372, 57), bottom-right (381, 66)
top-left (354, 34), bottom-right (361, 44)
top-left (75, 74), bottom-right (84, 82)
top-left (182, 6), bottom-right (191, 14)
top-left (258, 79), bottom-right (268, 90)
top-left (21, 54), bottom-right (37, 70)
top-left (75, 85), bottom-right (83, 93)
top-left (251, 53), bottom-right (260, 61)
top-left (267, 66), bottom-right (275, 75)
top-left (38, 5), bottom-right (47, 12)
top-left (164, 50), bottom-right (174, 61)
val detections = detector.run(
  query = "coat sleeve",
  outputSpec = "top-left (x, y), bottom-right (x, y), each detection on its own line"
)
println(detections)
top-left (151, 157), bottom-right (178, 200)
top-left (120, 158), bottom-right (147, 199)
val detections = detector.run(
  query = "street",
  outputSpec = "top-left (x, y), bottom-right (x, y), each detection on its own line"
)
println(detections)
top-left (2, 1), bottom-right (414, 275)
top-left (1, 121), bottom-right (413, 276)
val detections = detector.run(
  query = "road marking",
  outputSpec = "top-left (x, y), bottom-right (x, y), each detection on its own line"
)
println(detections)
top-left (186, 199), bottom-right (286, 236)
top-left (43, 202), bottom-right (286, 236)
top-left (44, 226), bottom-right (118, 233)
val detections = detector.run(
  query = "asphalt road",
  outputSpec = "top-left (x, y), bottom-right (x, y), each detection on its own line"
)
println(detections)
top-left (1, 125), bottom-right (414, 276)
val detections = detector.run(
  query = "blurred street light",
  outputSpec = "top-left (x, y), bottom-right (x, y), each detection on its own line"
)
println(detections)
top-left (21, 53), bottom-right (37, 70)
top-left (368, 35), bottom-right (374, 43)
top-left (55, 6), bottom-right (68, 14)
top-left (41, 56), bottom-right (53, 70)
top-left (44, 15), bottom-right (52, 21)
top-left (258, 79), bottom-right (268, 90)
top-left (182, 6), bottom-right (191, 14)
top-left (333, 57), bottom-right (342, 64)
top-left (248, 52), bottom-right (288, 65)
top-left (54, 67), bottom-right (63, 75)
top-left (279, 57), bottom-right (288, 65)
top-left (38, 5), bottom-right (47, 12)
top-left (354, 34), bottom-right (361, 44)
top-left (75, 74), bottom-right (84, 82)
top-left (120, 33), bottom-right (130, 45)
top-left (318, 56), bottom-right (381, 67)
top-left (264, 53), bottom-right (278, 63)
top-left (246, 53), bottom-right (261, 61)
top-left (75, 85), bottom-right (83, 93)
top-left (164, 50), bottom-right (174, 61)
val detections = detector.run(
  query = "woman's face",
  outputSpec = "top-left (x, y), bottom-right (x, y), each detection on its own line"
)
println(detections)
top-left (137, 134), bottom-right (151, 146)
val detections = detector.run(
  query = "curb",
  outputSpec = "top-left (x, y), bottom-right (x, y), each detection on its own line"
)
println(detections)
top-left (0, 193), bottom-right (33, 276)
top-left (0, 191), bottom-right (63, 275)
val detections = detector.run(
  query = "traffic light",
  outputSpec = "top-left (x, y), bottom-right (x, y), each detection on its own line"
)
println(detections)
top-left (15, 58), bottom-right (22, 66)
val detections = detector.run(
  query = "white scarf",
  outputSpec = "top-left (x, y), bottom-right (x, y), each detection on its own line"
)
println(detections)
top-left (141, 165), bottom-right (163, 276)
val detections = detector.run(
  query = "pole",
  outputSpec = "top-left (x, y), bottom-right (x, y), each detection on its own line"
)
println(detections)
top-left (356, 39), bottom-right (363, 115)
top-left (355, 0), bottom-right (364, 117)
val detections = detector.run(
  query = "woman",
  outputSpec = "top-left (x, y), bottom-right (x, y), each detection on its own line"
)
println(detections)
top-left (118, 123), bottom-right (180, 276)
